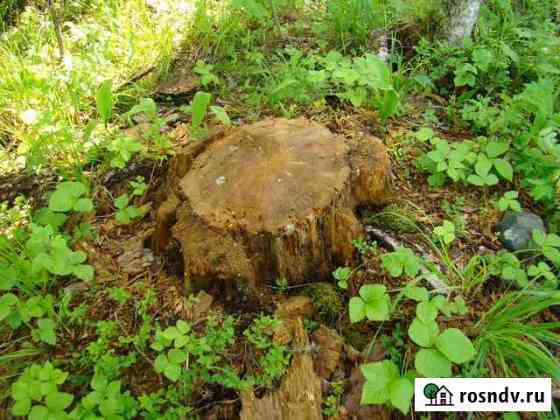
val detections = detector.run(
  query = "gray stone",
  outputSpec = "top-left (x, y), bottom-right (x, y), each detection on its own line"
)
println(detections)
top-left (496, 211), bottom-right (546, 251)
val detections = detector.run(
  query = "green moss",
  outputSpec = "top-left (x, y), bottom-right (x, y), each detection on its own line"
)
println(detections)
top-left (342, 328), bottom-right (370, 352)
top-left (304, 282), bottom-right (344, 324)
top-left (368, 204), bottom-right (418, 234)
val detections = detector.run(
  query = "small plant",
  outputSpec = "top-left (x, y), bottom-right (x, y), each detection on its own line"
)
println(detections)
top-left (418, 137), bottom-right (513, 188)
top-left (193, 61), bottom-right (221, 87)
top-left (107, 134), bottom-right (143, 169)
top-left (130, 176), bottom-right (148, 197)
top-left (382, 247), bottom-right (422, 278)
top-left (181, 91), bottom-right (231, 140)
top-left (496, 191), bottom-right (522, 212)
top-left (71, 372), bottom-right (138, 419)
top-left (333, 266), bottom-right (352, 290)
top-left (360, 360), bottom-right (413, 414)
top-left (10, 362), bottom-right (73, 418)
top-left (96, 79), bottom-right (113, 126)
top-left (433, 220), bottom-right (456, 246)
top-left (113, 194), bottom-right (141, 225)
top-left (349, 284), bottom-right (391, 323)
top-left (48, 182), bottom-right (94, 214)
top-left (408, 299), bottom-right (476, 378)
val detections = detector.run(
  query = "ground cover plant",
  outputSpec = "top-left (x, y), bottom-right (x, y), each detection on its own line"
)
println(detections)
top-left (0, 0), bottom-right (559, 418)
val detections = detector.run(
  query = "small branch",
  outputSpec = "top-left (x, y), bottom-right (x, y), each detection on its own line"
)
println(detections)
top-left (47, 0), bottom-right (64, 63)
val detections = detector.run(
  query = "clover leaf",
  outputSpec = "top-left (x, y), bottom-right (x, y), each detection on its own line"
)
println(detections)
top-left (49, 182), bottom-right (94, 213)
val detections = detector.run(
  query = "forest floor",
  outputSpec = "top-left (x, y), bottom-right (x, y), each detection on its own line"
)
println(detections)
top-left (0, 1), bottom-right (559, 419)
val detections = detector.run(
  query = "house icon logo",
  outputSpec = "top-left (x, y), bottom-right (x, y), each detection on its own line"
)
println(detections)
top-left (423, 383), bottom-right (454, 407)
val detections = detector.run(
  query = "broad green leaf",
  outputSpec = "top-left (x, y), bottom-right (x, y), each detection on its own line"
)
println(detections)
top-left (114, 194), bottom-right (129, 210)
top-left (361, 360), bottom-right (398, 386)
top-left (361, 380), bottom-right (389, 405)
top-left (416, 301), bottom-right (438, 323)
top-left (475, 154), bottom-right (492, 177)
top-left (72, 264), bottom-right (94, 281)
top-left (349, 297), bottom-right (366, 323)
top-left (435, 328), bottom-right (476, 364)
top-left (191, 91), bottom-right (212, 127)
top-left (408, 318), bottom-right (439, 347)
top-left (73, 198), bottom-right (94, 213)
top-left (210, 105), bottom-right (231, 125)
top-left (91, 372), bottom-right (108, 391)
top-left (359, 284), bottom-right (386, 302)
top-left (414, 128), bottom-right (434, 142)
top-left (168, 348), bottom-right (187, 364)
top-left (415, 348), bottom-right (452, 377)
top-left (365, 296), bottom-right (390, 321)
top-left (485, 140), bottom-right (509, 158)
top-left (37, 318), bottom-right (56, 345)
top-left (389, 378), bottom-right (414, 414)
top-left (96, 79), bottom-right (113, 124)
top-left (403, 285), bottom-right (429, 302)
top-left (163, 363), bottom-right (182, 382)
top-left (45, 391), bottom-right (73, 411)
top-left (28, 405), bottom-right (49, 420)
top-left (493, 159), bottom-right (513, 181)
top-left (11, 398), bottom-right (31, 416)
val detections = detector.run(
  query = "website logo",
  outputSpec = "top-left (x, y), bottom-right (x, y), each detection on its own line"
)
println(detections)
top-left (423, 383), bottom-right (454, 407)
top-left (415, 378), bottom-right (551, 412)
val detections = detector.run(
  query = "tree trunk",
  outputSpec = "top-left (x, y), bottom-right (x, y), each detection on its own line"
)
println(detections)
top-left (443, 0), bottom-right (483, 45)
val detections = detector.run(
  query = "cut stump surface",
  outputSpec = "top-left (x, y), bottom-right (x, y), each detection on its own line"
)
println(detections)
top-left (154, 118), bottom-right (391, 291)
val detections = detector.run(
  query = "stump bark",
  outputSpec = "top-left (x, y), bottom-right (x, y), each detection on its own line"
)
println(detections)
top-left (153, 118), bottom-right (391, 292)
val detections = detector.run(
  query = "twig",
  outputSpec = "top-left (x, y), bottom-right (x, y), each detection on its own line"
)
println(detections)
top-left (47, 0), bottom-right (64, 63)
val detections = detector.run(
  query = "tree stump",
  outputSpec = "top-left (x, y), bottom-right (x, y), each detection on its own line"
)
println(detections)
top-left (153, 118), bottom-right (391, 292)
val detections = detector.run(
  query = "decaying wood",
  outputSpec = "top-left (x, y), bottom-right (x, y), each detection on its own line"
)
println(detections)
top-left (240, 317), bottom-right (322, 420)
top-left (153, 118), bottom-right (391, 293)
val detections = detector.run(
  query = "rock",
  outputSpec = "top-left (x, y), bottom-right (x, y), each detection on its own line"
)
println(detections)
top-left (153, 118), bottom-right (391, 293)
top-left (496, 211), bottom-right (546, 251)
top-left (118, 238), bottom-right (155, 275)
top-left (311, 325), bottom-right (344, 380)
top-left (240, 318), bottom-right (322, 420)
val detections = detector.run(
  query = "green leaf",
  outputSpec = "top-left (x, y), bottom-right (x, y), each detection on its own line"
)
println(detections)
top-left (45, 391), bottom-right (73, 411)
top-left (493, 159), bottom-right (513, 181)
top-left (114, 194), bottom-right (129, 210)
top-left (210, 106), bottom-right (231, 126)
top-left (361, 360), bottom-right (398, 386)
top-left (96, 79), bottom-right (113, 124)
top-left (28, 405), bottom-right (49, 420)
top-left (403, 285), bottom-right (429, 302)
top-left (361, 380), bottom-right (389, 405)
top-left (49, 182), bottom-right (88, 213)
top-left (11, 398), bottom-right (31, 416)
top-left (389, 378), bottom-right (413, 414)
top-left (91, 372), bottom-right (108, 391)
top-left (37, 318), bottom-right (57, 345)
top-left (475, 155), bottom-right (492, 177)
top-left (435, 328), bottom-right (476, 364)
top-left (415, 348), bottom-right (452, 377)
top-left (72, 264), bottom-right (94, 281)
top-left (191, 91), bottom-right (212, 127)
top-left (73, 198), bottom-right (94, 213)
top-left (349, 297), bottom-right (366, 323)
top-left (359, 284), bottom-right (386, 302)
top-left (365, 297), bottom-right (390, 321)
top-left (414, 128), bottom-right (434, 142)
top-left (164, 363), bottom-right (182, 382)
top-left (408, 318), bottom-right (439, 347)
top-left (168, 348), bottom-right (187, 364)
top-left (485, 140), bottom-right (509, 158)
top-left (416, 301), bottom-right (438, 323)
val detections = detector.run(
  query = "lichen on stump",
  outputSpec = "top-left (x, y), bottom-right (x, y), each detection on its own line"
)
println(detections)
top-left (153, 118), bottom-right (391, 292)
